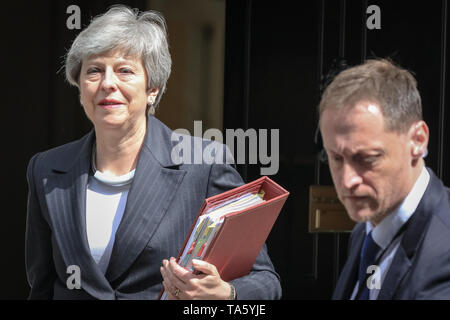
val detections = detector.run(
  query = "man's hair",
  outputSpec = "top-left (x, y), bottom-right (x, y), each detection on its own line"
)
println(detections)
top-left (318, 59), bottom-right (422, 132)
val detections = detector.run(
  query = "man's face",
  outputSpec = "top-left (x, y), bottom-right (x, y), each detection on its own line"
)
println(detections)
top-left (320, 101), bottom-right (418, 225)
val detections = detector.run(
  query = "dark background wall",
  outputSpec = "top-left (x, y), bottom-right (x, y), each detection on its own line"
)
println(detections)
top-left (2, 0), bottom-right (449, 299)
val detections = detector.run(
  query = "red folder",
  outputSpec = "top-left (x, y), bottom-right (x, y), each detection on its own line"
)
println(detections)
top-left (159, 176), bottom-right (289, 299)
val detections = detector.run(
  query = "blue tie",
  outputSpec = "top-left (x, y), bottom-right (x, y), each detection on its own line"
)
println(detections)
top-left (358, 231), bottom-right (381, 300)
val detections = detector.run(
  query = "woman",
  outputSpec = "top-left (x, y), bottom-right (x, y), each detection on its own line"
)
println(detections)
top-left (25, 6), bottom-right (281, 300)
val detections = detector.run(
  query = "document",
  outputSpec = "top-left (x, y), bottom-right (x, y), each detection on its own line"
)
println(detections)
top-left (179, 192), bottom-right (265, 271)
top-left (160, 176), bottom-right (289, 300)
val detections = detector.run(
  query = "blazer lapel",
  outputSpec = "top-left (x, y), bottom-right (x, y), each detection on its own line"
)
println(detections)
top-left (44, 131), bottom-right (115, 299)
top-left (377, 246), bottom-right (411, 300)
top-left (332, 223), bottom-right (365, 299)
top-left (378, 168), bottom-right (442, 299)
top-left (105, 116), bottom-right (187, 282)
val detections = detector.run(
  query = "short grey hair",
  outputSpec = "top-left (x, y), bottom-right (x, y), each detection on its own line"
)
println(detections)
top-left (319, 59), bottom-right (422, 133)
top-left (65, 5), bottom-right (172, 112)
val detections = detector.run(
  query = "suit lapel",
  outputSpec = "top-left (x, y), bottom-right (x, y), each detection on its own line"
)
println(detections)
top-left (44, 116), bottom-right (187, 292)
top-left (378, 168), bottom-right (442, 299)
top-left (105, 116), bottom-right (187, 282)
top-left (332, 224), bottom-right (365, 299)
top-left (44, 131), bottom-right (115, 299)
top-left (377, 246), bottom-right (411, 300)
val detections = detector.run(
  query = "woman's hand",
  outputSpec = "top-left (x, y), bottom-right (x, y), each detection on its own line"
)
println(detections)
top-left (160, 257), bottom-right (233, 300)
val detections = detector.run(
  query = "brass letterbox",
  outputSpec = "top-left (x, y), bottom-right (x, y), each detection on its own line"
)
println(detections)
top-left (309, 185), bottom-right (355, 233)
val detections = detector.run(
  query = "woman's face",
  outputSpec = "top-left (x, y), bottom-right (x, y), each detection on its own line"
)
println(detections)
top-left (79, 50), bottom-right (158, 130)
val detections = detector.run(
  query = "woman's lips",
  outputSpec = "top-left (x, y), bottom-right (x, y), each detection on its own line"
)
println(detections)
top-left (99, 103), bottom-right (123, 109)
top-left (98, 99), bottom-right (124, 109)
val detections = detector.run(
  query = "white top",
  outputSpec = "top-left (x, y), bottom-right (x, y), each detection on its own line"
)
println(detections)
top-left (86, 147), bottom-right (135, 274)
top-left (350, 166), bottom-right (430, 299)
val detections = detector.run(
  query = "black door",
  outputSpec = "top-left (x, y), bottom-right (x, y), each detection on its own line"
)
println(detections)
top-left (223, 0), bottom-right (449, 299)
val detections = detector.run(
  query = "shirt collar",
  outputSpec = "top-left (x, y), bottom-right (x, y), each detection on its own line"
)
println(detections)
top-left (366, 166), bottom-right (430, 250)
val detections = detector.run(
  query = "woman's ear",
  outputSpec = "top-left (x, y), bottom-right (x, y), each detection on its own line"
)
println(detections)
top-left (147, 88), bottom-right (160, 106)
top-left (409, 120), bottom-right (429, 159)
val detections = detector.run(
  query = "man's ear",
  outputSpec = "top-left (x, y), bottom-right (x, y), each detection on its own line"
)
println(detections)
top-left (408, 120), bottom-right (429, 159)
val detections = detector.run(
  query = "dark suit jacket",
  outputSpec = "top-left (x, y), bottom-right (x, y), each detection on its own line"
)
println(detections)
top-left (25, 115), bottom-right (282, 300)
top-left (333, 168), bottom-right (450, 299)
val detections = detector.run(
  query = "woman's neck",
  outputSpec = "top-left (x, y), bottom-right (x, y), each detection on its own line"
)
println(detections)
top-left (94, 120), bottom-right (147, 176)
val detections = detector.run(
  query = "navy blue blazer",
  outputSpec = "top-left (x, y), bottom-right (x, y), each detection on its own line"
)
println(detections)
top-left (25, 115), bottom-right (282, 300)
top-left (333, 168), bottom-right (450, 299)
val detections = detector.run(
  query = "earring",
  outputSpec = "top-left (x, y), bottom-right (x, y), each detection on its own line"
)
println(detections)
top-left (148, 100), bottom-right (155, 115)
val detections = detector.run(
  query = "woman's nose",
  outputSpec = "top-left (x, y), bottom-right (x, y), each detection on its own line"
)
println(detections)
top-left (101, 69), bottom-right (118, 92)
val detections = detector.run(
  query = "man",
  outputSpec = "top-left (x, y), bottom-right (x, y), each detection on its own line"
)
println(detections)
top-left (319, 59), bottom-right (450, 299)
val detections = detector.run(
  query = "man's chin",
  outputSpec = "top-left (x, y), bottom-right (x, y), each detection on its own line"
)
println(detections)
top-left (347, 208), bottom-right (377, 224)
top-left (343, 198), bottom-right (380, 223)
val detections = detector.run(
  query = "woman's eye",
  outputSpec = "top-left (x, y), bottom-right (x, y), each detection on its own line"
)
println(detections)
top-left (119, 68), bottom-right (134, 74)
top-left (87, 67), bottom-right (100, 74)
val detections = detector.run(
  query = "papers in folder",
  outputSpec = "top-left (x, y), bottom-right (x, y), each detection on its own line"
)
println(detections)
top-left (179, 192), bottom-right (265, 272)
top-left (159, 176), bottom-right (289, 300)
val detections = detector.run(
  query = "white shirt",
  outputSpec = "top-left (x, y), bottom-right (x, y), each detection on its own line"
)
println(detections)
top-left (350, 166), bottom-right (430, 299)
top-left (86, 155), bottom-right (135, 274)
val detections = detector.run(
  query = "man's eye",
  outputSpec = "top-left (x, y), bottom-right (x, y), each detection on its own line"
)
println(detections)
top-left (358, 154), bottom-right (381, 165)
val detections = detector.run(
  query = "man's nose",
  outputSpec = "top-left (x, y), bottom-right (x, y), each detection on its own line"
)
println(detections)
top-left (101, 69), bottom-right (118, 92)
top-left (342, 163), bottom-right (363, 190)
